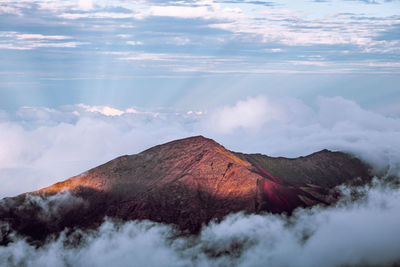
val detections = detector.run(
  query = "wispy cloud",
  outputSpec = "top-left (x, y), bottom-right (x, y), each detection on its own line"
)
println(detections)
top-left (147, 1), bottom-right (246, 21)
top-left (0, 0), bottom-right (399, 108)
top-left (16, 33), bottom-right (72, 40)
top-left (58, 11), bottom-right (137, 19)
top-left (0, 31), bottom-right (86, 50)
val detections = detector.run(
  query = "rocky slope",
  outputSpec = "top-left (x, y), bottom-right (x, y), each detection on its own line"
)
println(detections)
top-left (0, 136), bottom-right (371, 244)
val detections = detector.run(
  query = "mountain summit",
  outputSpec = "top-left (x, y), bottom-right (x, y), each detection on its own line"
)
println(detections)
top-left (0, 136), bottom-right (371, 244)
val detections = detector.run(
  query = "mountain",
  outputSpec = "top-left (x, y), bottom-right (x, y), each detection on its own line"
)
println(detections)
top-left (0, 136), bottom-right (371, 245)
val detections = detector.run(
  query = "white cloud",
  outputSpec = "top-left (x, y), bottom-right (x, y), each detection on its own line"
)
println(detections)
top-left (116, 52), bottom-right (214, 62)
top-left (16, 34), bottom-right (72, 40)
top-left (172, 36), bottom-right (190, 46)
top-left (77, 104), bottom-right (125, 116)
top-left (126, 40), bottom-right (143, 46)
top-left (59, 11), bottom-right (135, 19)
top-left (76, 104), bottom-right (159, 117)
top-left (28, 41), bottom-right (87, 49)
top-left (116, 34), bottom-right (132, 39)
top-left (0, 31), bottom-right (85, 50)
top-left (2, 0), bottom-right (399, 55)
top-left (205, 96), bottom-right (282, 133)
top-left (117, 52), bottom-right (172, 61)
top-left (0, 105), bottom-right (193, 197)
top-left (0, 2), bottom-right (28, 16)
top-left (289, 60), bottom-right (329, 66)
top-left (125, 107), bottom-right (138, 114)
top-left (367, 61), bottom-right (400, 68)
top-left (78, 0), bottom-right (94, 10)
top-left (206, 10), bottom-right (400, 50)
top-left (148, 1), bottom-right (245, 21)
top-left (0, 44), bottom-right (31, 50)
top-left (263, 48), bottom-right (284, 53)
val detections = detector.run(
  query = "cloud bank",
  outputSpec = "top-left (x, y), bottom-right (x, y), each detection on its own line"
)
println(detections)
top-left (1, 180), bottom-right (399, 267)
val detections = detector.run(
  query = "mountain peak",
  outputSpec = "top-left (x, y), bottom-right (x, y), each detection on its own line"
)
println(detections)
top-left (1, 136), bottom-right (372, 243)
top-left (140, 135), bottom-right (221, 154)
top-left (36, 136), bottom-right (232, 194)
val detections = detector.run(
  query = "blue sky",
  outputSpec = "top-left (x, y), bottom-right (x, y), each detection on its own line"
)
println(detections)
top-left (0, 0), bottom-right (399, 113)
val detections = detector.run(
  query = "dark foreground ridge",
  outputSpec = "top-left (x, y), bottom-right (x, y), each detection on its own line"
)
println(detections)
top-left (0, 136), bottom-right (371, 245)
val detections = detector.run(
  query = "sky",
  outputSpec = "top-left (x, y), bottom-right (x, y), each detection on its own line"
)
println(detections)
top-left (0, 0), bottom-right (399, 113)
top-left (1, 1), bottom-right (400, 265)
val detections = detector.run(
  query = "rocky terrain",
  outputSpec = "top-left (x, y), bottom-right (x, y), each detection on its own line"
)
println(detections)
top-left (0, 136), bottom-right (371, 245)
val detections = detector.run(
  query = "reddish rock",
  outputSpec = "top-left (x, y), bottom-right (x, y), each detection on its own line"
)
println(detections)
top-left (0, 136), bottom-right (371, 244)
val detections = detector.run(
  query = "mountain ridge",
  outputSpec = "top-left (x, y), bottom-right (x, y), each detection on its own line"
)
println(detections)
top-left (0, 136), bottom-right (371, 244)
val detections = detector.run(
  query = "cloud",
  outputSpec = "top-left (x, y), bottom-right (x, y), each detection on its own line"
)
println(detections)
top-left (208, 14), bottom-right (399, 48)
top-left (0, 105), bottom-right (194, 197)
top-left (195, 183), bottom-right (400, 266)
top-left (1, 181), bottom-right (400, 266)
top-left (204, 96), bottom-right (283, 133)
top-left (147, 1), bottom-right (246, 21)
top-left (15, 34), bottom-right (72, 40)
top-left (114, 52), bottom-right (217, 64)
top-left (200, 96), bottom-right (400, 177)
top-left (0, 31), bottom-right (86, 50)
top-left (58, 11), bottom-right (136, 19)
top-left (6, 192), bottom-right (87, 223)
top-left (78, 0), bottom-right (94, 10)
top-left (1, 0), bottom-right (399, 79)
top-left (77, 104), bottom-right (125, 116)
top-left (126, 40), bottom-right (143, 46)
top-left (116, 34), bottom-right (132, 39)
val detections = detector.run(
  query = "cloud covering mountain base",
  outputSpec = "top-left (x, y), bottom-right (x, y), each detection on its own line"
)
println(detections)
top-left (1, 180), bottom-right (399, 267)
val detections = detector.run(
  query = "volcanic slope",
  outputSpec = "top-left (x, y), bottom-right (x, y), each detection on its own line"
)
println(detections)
top-left (0, 136), bottom-right (371, 243)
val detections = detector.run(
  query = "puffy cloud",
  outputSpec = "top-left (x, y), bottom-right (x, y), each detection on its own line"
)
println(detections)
top-left (0, 106), bottom-right (193, 197)
top-left (204, 96), bottom-right (314, 133)
top-left (203, 96), bottom-right (400, 178)
top-left (204, 96), bottom-right (274, 133)
top-left (0, 192), bottom-right (87, 224)
top-left (77, 104), bottom-right (125, 116)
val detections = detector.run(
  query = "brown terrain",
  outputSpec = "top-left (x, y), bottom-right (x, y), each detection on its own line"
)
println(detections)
top-left (0, 136), bottom-right (371, 245)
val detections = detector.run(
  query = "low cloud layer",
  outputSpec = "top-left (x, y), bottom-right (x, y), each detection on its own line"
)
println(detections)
top-left (1, 180), bottom-right (399, 267)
